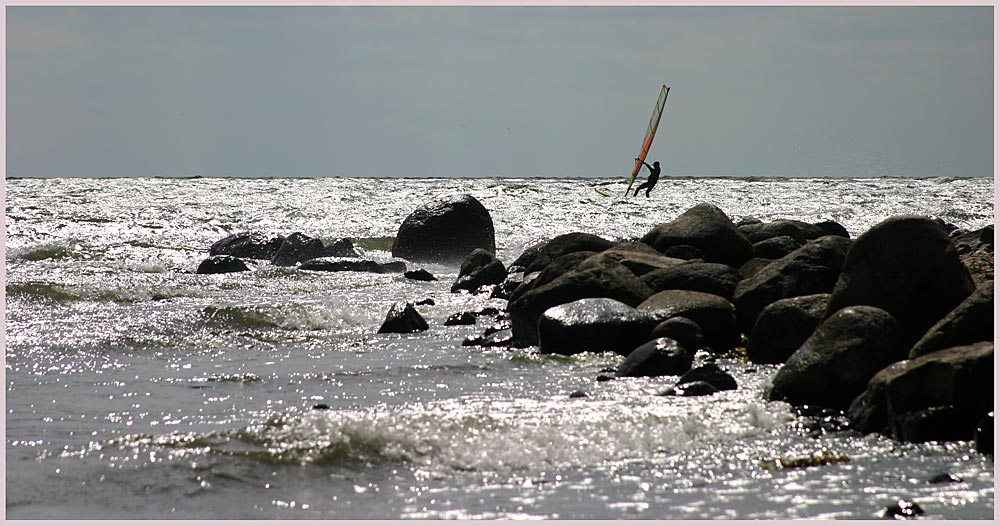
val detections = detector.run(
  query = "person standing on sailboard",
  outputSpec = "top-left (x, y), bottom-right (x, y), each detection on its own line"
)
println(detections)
top-left (632, 158), bottom-right (661, 198)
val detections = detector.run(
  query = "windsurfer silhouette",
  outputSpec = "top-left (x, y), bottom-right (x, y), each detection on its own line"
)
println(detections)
top-left (632, 159), bottom-right (661, 198)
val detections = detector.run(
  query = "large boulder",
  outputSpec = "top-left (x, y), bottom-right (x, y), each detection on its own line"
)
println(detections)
top-left (451, 249), bottom-right (507, 293)
top-left (196, 255), bottom-right (250, 274)
top-left (746, 293), bottom-right (830, 364)
top-left (733, 235), bottom-right (851, 335)
top-left (637, 290), bottom-right (740, 353)
top-left (640, 203), bottom-right (754, 267)
top-left (615, 337), bottom-right (694, 377)
top-left (766, 305), bottom-right (904, 409)
top-left (908, 281), bottom-right (993, 358)
top-left (391, 194), bottom-right (496, 265)
top-left (537, 298), bottom-right (658, 356)
top-left (522, 233), bottom-right (616, 273)
top-left (377, 302), bottom-right (429, 334)
top-left (848, 341), bottom-right (993, 443)
top-left (508, 257), bottom-right (653, 346)
top-left (813, 220), bottom-right (851, 239)
top-left (823, 216), bottom-right (976, 351)
top-left (210, 232), bottom-right (285, 260)
top-left (738, 219), bottom-right (827, 244)
top-left (641, 262), bottom-right (743, 300)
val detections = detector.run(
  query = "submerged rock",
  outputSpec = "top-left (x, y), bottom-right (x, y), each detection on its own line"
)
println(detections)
top-left (299, 257), bottom-right (396, 273)
top-left (444, 312), bottom-right (477, 326)
top-left (196, 255), bottom-right (250, 274)
top-left (404, 268), bottom-right (437, 281)
top-left (391, 193), bottom-right (496, 265)
top-left (537, 298), bottom-right (658, 356)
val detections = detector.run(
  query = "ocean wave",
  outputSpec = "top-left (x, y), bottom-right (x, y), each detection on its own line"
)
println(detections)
top-left (117, 398), bottom-right (796, 470)
top-left (200, 304), bottom-right (368, 331)
top-left (6, 281), bottom-right (206, 303)
top-left (5, 241), bottom-right (79, 262)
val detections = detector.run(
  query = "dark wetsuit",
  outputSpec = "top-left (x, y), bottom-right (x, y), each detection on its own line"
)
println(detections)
top-left (633, 161), bottom-right (661, 198)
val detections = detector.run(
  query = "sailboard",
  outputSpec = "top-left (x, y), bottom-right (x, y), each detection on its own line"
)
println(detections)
top-left (624, 84), bottom-right (670, 197)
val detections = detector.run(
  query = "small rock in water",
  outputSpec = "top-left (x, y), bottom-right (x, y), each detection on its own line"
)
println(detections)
top-left (377, 302), bottom-right (429, 334)
top-left (404, 269), bottom-right (438, 281)
top-left (196, 255), bottom-right (250, 274)
top-left (927, 473), bottom-right (962, 484)
top-left (462, 335), bottom-right (484, 347)
top-left (415, 298), bottom-right (436, 306)
top-left (596, 374), bottom-right (614, 382)
top-left (666, 381), bottom-right (719, 397)
top-left (568, 390), bottom-right (588, 399)
top-left (444, 312), bottom-right (477, 326)
top-left (880, 499), bottom-right (924, 519)
top-left (312, 403), bottom-right (330, 410)
top-left (677, 363), bottom-right (737, 391)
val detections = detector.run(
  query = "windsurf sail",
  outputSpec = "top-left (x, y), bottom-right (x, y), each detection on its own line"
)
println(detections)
top-left (624, 85), bottom-right (670, 197)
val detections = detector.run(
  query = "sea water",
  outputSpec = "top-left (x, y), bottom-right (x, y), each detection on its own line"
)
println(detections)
top-left (4, 176), bottom-right (994, 519)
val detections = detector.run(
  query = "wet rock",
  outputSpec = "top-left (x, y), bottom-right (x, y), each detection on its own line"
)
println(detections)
top-left (661, 245), bottom-right (705, 260)
top-left (752, 235), bottom-right (802, 259)
top-left (381, 261), bottom-right (407, 273)
top-left (953, 226), bottom-right (994, 285)
top-left (507, 240), bottom-right (547, 271)
top-left (927, 473), bottom-right (963, 484)
top-left (415, 298), bottom-right (435, 306)
top-left (299, 257), bottom-right (393, 273)
top-left (377, 302), bottom-right (429, 334)
top-left (491, 270), bottom-right (524, 300)
top-left (677, 363), bottom-right (738, 391)
top-left (508, 257), bottom-right (653, 346)
top-left (738, 219), bottom-right (826, 244)
top-left (824, 215), bottom-right (976, 351)
top-left (596, 374), bottom-right (614, 382)
top-left (272, 232), bottom-right (327, 267)
top-left (637, 290), bottom-right (740, 353)
top-left (522, 232), bottom-right (616, 273)
top-left (444, 312), bottom-right (477, 326)
top-left (847, 342), bottom-right (993, 443)
top-left (404, 268), bottom-right (437, 281)
top-left (880, 499), bottom-right (924, 519)
top-left (746, 293), bottom-right (830, 364)
top-left (568, 390), bottom-right (589, 399)
top-left (391, 193), bottom-right (496, 265)
top-left (312, 403), bottom-right (330, 410)
top-left (615, 337), bottom-right (694, 377)
top-left (480, 329), bottom-right (517, 348)
top-left (768, 306), bottom-right (903, 409)
top-left (537, 298), bottom-right (658, 356)
top-left (452, 248), bottom-right (507, 293)
top-left (648, 316), bottom-right (704, 350)
top-left (659, 381), bottom-right (719, 397)
top-left (975, 412), bottom-right (993, 455)
top-left (210, 231), bottom-right (285, 260)
top-left (909, 281), bottom-right (993, 358)
top-left (641, 203), bottom-right (754, 267)
top-left (196, 255), bottom-right (250, 274)
top-left (322, 238), bottom-right (361, 258)
top-left (641, 261), bottom-right (743, 300)
top-left (733, 235), bottom-right (851, 336)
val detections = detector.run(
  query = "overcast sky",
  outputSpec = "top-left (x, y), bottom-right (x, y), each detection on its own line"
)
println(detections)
top-left (5, 6), bottom-right (994, 178)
